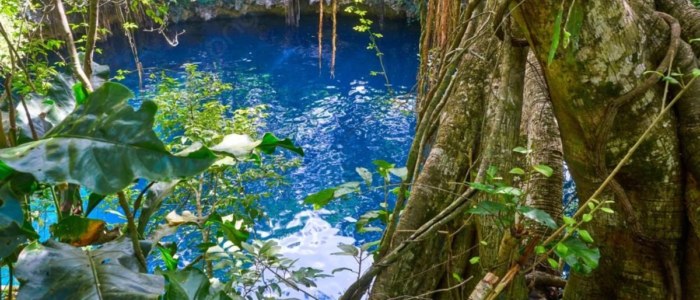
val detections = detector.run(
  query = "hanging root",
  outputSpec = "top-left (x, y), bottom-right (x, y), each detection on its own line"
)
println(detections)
top-left (318, 0), bottom-right (324, 72)
top-left (331, 0), bottom-right (337, 78)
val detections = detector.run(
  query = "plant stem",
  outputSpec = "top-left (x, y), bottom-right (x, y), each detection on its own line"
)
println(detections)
top-left (117, 191), bottom-right (147, 271)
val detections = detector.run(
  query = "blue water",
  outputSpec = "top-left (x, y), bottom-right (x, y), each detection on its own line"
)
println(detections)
top-left (98, 15), bottom-right (418, 297)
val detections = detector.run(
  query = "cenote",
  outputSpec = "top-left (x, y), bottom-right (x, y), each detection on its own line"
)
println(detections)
top-left (96, 14), bottom-right (419, 298)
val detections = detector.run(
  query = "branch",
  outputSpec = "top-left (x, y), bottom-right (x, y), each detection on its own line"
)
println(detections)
top-left (83, 0), bottom-right (99, 79)
top-left (54, 0), bottom-right (93, 92)
top-left (117, 191), bottom-right (147, 271)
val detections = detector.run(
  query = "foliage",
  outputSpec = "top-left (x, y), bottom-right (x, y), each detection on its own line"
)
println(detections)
top-left (344, 0), bottom-right (392, 91)
top-left (14, 239), bottom-right (165, 300)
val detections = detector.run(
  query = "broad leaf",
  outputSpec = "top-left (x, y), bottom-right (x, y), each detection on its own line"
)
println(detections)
top-left (86, 193), bottom-right (106, 216)
top-left (467, 201), bottom-right (509, 215)
top-left (356, 167), bottom-right (372, 186)
top-left (389, 167), bottom-right (408, 181)
top-left (137, 180), bottom-right (179, 236)
top-left (532, 164), bottom-right (554, 177)
top-left (304, 188), bottom-right (336, 210)
top-left (160, 268), bottom-right (231, 300)
top-left (333, 181), bottom-right (361, 198)
top-left (15, 239), bottom-right (164, 300)
top-left (256, 133), bottom-right (304, 156)
top-left (0, 183), bottom-right (23, 228)
top-left (19, 63), bottom-right (110, 138)
top-left (50, 215), bottom-right (106, 246)
top-left (0, 221), bottom-right (36, 259)
top-left (518, 206), bottom-right (558, 229)
top-left (0, 83), bottom-right (217, 195)
top-left (557, 237), bottom-right (600, 274)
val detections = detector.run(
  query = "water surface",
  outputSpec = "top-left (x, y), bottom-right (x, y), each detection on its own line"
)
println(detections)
top-left (99, 14), bottom-right (420, 298)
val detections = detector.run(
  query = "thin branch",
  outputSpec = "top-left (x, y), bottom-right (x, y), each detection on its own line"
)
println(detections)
top-left (117, 191), bottom-right (147, 271)
top-left (83, 0), bottom-right (100, 78)
top-left (54, 0), bottom-right (93, 92)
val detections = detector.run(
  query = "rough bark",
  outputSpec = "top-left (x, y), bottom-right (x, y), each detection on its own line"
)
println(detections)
top-left (516, 2), bottom-right (685, 298)
top-left (368, 26), bottom-right (493, 300)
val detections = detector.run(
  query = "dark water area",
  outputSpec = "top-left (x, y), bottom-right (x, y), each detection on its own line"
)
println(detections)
top-left (94, 14), bottom-right (419, 297)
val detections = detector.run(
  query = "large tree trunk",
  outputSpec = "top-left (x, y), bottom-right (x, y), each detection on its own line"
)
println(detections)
top-left (345, 0), bottom-right (700, 299)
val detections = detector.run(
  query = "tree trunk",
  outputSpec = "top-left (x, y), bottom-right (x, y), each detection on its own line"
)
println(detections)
top-left (344, 0), bottom-right (700, 299)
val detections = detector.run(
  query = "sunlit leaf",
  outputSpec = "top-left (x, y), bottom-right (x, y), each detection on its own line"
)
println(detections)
top-left (356, 167), bottom-right (373, 186)
top-left (304, 188), bottom-right (336, 210)
top-left (532, 164), bottom-right (554, 177)
top-left (578, 229), bottom-right (594, 243)
top-left (256, 133), bottom-right (304, 156)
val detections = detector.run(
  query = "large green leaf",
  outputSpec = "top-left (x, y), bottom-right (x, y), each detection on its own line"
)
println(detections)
top-left (19, 63), bottom-right (110, 138)
top-left (15, 238), bottom-right (164, 300)
top-left (160, 268), bottom-right (231, 300)
top-left (0, 221), bottom-right (35, 259)
top-left (0, 83), bottom-right (217, 195)
top-left (137, 180), bottom-right (179, 236)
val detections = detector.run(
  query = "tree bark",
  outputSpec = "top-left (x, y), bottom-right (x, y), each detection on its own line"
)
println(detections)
top-left (344, 1), bottom-right (700, 299)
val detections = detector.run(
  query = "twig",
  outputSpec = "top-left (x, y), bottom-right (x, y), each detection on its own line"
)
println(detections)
top-left (117, 191), bottom-right (147, 271)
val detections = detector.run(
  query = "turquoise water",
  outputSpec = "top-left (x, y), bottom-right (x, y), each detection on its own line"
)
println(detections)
top-left (98, 15), bottom-right (419, 298)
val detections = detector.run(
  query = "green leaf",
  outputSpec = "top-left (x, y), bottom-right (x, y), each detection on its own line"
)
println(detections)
top-left (137, 181), bottom-right (179, 236)
top-left (509, 167), bottom-right (525, 175)
top-left (496, 186), bottom-right (523, 197)
top-left (518, 206), bottom-right (557, 229)
top-left (578, 229), bottom-right (594, 243)
top-left (256, 133), bottom-right (304, 156)
top-left (20, 64), bottom-right (110, 139)
top-left (50, 216), bottom-right (106, 246)
top-left (0, 221), bottom-right (35, 260)
top-left (373, 160), bottom-right (394, 180)
top-left (86, 193), bottom-right (106, 216)
top-left (160, 267), bottom-right (231, 300)
top-left (512, 146), bottom-right (531, 154)
top-left (586, 202), bottom-right (595, 211)
top-left (692, 68), bottom-right (700, 78)
top-left (332, 267), bottom-right (355, 274)
top-left (332, 243), bottom-right (359, 257)
top-left (563, 216), bottom-right (576, 226)
top-left (304, 188), bottom-right (336, 210)
top-left (532, 164), bottom-right (554, 177)
top-left (554, 242), bottom-right (569, 257)
top-left (0, 83), bottom-right (217, 195)
top-left (219, 221), bottom-right (250, 247)
top-left (547, 257), bottom-right (559, 269)
top-left (469, 182), bottom-right (495, 194)
top-left (547, 7), bottom-right (564, 66)
top-left (535, 245), bottom-right (546, 255)
top-left (389, 167), bottom-right (408, 181)
top-left (334, 181), bottom-right (361, 198)
top-left (582, 213), bottom-right (593, 222)
top-left (469, 256), bottom-right (480, 264)
top-left (156, 244), bottom-right (179, 271)
top-left (73, 83), bottom-right (88, 105)
top-left (600, 207), bottom-right (615, 214)
top-left (15, 239), bottom-right (164, 299)
top-left (356, 167), bottom-right (373, 186)
top-left (558, 237), bottom-right (600, 274)
top-left (467, 201), bottom-right (509, 216)
top-left (0, 183), bottom-right (24, 229)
